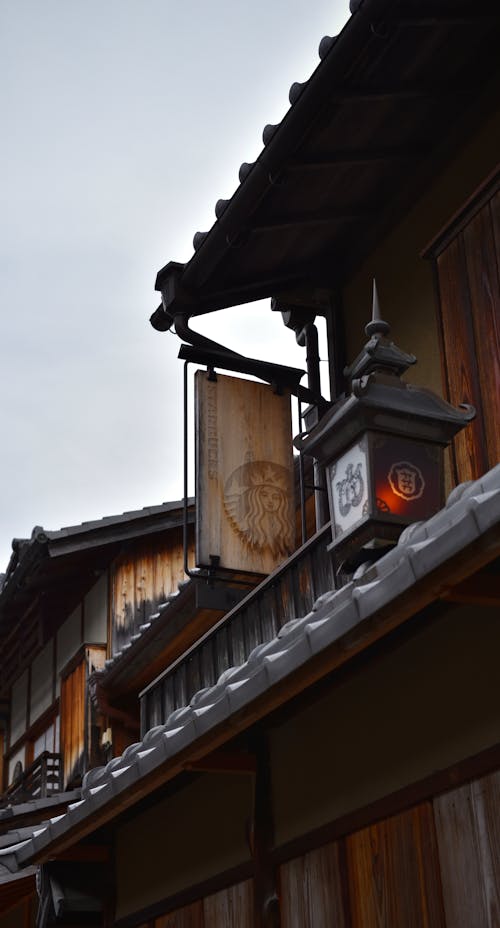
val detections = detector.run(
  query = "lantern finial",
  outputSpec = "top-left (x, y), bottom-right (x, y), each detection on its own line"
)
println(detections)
top-left (345, 280), bottom-right (416, 383)
top-left (365, 279), bottom-right (390, 337)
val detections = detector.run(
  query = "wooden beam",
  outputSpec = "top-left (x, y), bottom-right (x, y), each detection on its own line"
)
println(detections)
top-left (329, 87), bottom-right (471, 104)
top-left (185, 749), bottom-right (256, 775)
top-left (254, 210), bottom-right (370, 232)
top-left (441, 572), bottom-right (500, 606)
top-left (287, 148), bottom-right (424, 170)
top-left (397, 13), bottom-right (499, 26)
top-left (252, 734), bottom-right (281, 928)
top-left (54, 844), bottom-right (110, 863)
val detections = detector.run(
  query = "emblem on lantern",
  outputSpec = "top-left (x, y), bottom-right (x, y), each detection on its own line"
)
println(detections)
top-left (388, 461), bottom-right (425, 501)
top-left (336, 463), bottom-right (364, 516)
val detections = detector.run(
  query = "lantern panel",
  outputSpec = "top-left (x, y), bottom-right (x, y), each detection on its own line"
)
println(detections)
top-left (329, 439), bottom-right (370, 539)
top-left (371, 434), bottom-right (442, 523)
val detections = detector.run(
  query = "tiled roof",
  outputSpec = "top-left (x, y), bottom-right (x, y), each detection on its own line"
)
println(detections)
top-left (0, 791), bottom-right (81, 882)
top-left (0, 790), bottom-right (81, 827)
top-left (44, 499), bottom-right (192, 542)
top-left (152, 0), bottom-right (500, 319)
top-left (0, 499), bottom-right (194, 598)
top-left (5, 464), bottom-right (500, 870)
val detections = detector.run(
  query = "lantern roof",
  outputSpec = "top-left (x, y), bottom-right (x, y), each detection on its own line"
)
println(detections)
top-left (296, 286), bottom-right (475, 462)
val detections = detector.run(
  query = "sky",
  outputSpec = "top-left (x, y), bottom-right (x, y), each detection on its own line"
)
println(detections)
top-left (0, 0), bottom-right (350, 570)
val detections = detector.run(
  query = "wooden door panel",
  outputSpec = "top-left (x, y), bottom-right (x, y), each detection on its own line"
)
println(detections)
top-left (280, 842), bottom-right (347, 928)
top-left (463, 202), bottom-right (500, 468)
top-left (436, 239), bottom-right (487, 482)
top-left (203, 880), bottom-right (254, 928)
top-left (60, 659), bottom-right (85, 787)
top-left (154, 901), bottom-right (203, 928)
top-left (346, 804), bottom-right (445, 928)
top-left (434, 769), bottom-right (500, 928)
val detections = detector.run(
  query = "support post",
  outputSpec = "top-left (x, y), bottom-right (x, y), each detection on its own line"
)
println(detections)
top-left (252, 734), bottom-right (281, 928)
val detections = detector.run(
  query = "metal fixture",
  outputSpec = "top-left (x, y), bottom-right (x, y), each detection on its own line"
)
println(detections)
top-left (296, 281), bottom-right (475, 571)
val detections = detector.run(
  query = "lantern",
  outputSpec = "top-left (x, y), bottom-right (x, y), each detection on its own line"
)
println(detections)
top-left (298, 283), bottom-right (475, 568)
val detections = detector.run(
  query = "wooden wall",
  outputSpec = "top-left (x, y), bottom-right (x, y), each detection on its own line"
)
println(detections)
top-left (0, 893), bottom-right (35, 928)
top-left (277, 768), bottom-right (500, 928)
top-left (139, 881), bottom-right (254, 928)
top-left (60, 657), bottom-right (85, 787)
top-left (60, 645), bottom-right (106, 788)
top-left (112, 529), bottom-right (193, 656)
top-left (124, 768), bottom-right (500, 927)
top-left (432, 174), bottom-right (499, 484)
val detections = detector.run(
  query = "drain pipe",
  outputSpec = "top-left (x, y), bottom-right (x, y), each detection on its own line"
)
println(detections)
top-left (295, 322), bottom-right (329, 530)
top-left (271, 300), bottom-right (329, 531)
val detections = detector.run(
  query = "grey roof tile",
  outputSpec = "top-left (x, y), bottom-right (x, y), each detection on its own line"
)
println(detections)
top-left (262, 123), bottom-right (279, 145)
top-left (318, 35), bottom-right (336, 59)
top-left (239, 162), bottom-right (254, 182)
top-left (306, 598), bottom-right (360, 656)
top-left (0, 790), bottom-right (81, 823)
top-left (289, 80), bottom-right (308, 104)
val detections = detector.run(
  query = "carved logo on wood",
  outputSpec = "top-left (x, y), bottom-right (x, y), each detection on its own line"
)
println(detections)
top-left (223, 461), bottom-right (294, 558)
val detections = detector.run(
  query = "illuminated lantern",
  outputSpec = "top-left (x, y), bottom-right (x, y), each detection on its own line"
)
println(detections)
top-left (298, 283), bottom-right (475, 569)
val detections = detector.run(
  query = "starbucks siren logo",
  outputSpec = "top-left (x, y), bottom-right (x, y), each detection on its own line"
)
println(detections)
top-left (223, 461), bottom-right (293, 557)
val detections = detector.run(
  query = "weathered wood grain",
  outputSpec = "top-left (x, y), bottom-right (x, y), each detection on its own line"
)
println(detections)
top-left (203, 880), bottom-right (254, 927)
top-left (464, 200), bottom-right (500, 470)
top-left (434, 769), bottom-right (500, 928)
top-left (280, 842), bottom-right (347, 928)
top-left (196, 372), bottom-right (295, 574)
top-left (436, 239), bottom-right (487, 482)
top-left (60, 658), bottom-right (86, 788)
top-left (346, 803), bottom-right (445, 927)
top-left (112, 532), bottom-right (193, 657)
top-left (154, 901), bottom-right (203, 927)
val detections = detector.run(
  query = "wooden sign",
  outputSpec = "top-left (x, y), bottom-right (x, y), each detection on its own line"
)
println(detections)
top-left (195, 372), bottom-right (295, 574)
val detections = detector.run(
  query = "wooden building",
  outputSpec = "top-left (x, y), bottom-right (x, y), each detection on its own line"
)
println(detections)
top-left (1, 0), bottom-right (499, 925)
top-left (0, 500), bottom-right (204, 921)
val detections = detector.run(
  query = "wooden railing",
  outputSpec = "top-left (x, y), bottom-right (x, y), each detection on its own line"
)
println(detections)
top-left (140, 525), bottom-right (335, 733)
top-left (1, 752), bottom-right (63, 806)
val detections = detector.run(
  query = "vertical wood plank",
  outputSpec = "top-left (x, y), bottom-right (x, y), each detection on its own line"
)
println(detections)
top-left (436, 238), bottom-right (487, 482)
top-left (463, 201), bottom-right (500, 469)
top-left (296, 556), bottom-right (314, 617)
top-left (311, 538), bottom-right (334, 605)
top-left (135, 546), bottom-right (154, 630)
top-left (260, 588), bottom-right (279, 644)
top-left (214, 627), bottom-right (230, 681)
top-left (203, 879), bottom-right (254, 928)
top-left (471, 772), bottom-right (500, 925)
top-left (492, 190), bottom-right (500, 280)
top-left (229, 613), bottom-right (247, 668)
top-left (186, 653), bottom-right (202, 703)
top-left (280, 842), bottom-right (347, 928)
top-left (244, 605), bottom-right (262, 656)
top-left (164, 675), bottom-right (177, 722)
top-left (154, 900), bottom-right (203, 927)
top-left (346, 804), bottom-right (445, 928)
top-left (434, 769), bottom-right (500, 928)
top-left (112, 558), bottom-right (136, 655)
top-left (60, 658), bottom-right (86, 787)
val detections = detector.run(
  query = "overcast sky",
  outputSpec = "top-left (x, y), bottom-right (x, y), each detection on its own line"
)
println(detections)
top-left (1, 0), bottom-right (349, 570)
